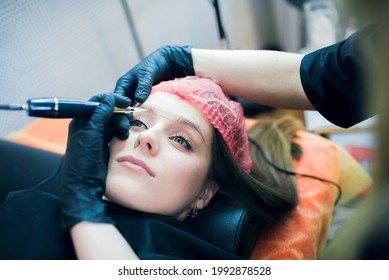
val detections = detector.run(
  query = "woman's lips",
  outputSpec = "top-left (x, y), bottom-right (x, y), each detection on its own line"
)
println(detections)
top-left (117, 156), bottom-right (156, 177)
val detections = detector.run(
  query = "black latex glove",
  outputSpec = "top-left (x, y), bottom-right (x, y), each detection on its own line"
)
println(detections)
top-left (114, 45), bottom-right (195, 103)
top-left (61, 93), bottom-right (131, 232)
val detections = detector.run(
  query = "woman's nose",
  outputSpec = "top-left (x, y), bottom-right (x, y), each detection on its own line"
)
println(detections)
top-left (133, 130), bottom-right (159, 156)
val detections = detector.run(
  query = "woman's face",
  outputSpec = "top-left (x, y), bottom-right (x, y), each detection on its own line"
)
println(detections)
top-left (105, 91), bottom-right (217, 220)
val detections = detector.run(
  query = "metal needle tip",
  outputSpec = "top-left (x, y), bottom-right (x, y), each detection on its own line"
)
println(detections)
top-left (113, 107), bottom-right (148, 114)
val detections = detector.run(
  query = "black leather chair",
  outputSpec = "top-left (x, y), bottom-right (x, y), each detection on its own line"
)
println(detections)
top-left (0, 139), bottom-right (261, 258)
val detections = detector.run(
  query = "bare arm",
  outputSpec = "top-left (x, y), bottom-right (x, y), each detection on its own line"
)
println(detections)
top-left (192, 49), bottom-right (315, 110)
top-left (336, 145), bottom-right (373, 205)
top-left (70, 221), bottom-right (139, 260)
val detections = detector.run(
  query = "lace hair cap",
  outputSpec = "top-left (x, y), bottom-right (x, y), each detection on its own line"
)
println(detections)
top-left (150, 76), bottom-right (252, 172)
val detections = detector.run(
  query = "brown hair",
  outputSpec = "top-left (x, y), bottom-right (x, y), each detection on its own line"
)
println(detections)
top-left (207, 115), bottom-right (304, 226)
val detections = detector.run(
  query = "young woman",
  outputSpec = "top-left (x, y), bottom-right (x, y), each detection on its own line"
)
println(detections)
top-left (0, 77), bottom-right (299, 259)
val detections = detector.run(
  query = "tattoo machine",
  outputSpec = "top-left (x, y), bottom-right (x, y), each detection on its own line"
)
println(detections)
top-left (0, 97), bottom-right (147, 118)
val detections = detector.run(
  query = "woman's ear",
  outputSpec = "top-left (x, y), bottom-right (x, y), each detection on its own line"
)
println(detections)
top-left (195, 181), bottom-right (219, 210)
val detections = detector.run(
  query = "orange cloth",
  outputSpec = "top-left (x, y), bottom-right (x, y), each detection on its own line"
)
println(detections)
top-left (6, 119), bottom-right (70, 154)
top-left (250, 131), bottom-right (340, 259)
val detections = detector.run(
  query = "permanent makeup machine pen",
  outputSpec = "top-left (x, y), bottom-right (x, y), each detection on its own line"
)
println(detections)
top-left (0, 97), bottom-right (147, 118)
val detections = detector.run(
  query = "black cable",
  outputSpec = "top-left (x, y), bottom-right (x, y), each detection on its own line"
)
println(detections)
top-left (248, 137), bottom-right (342, 206)
top-left (31, 158), bottom-right (64, 190)
top-left (211, 0), bottom-right (226, 40)
top-left (209, 0), bottom-right (231, 49)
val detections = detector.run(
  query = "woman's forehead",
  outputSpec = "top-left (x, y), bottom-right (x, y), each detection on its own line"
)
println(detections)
top-left (138, 92), bottom-right (213, 139)
top-left (140, 92), bottom-right (203, 120)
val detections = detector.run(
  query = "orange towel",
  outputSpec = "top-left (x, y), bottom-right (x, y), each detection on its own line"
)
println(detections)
top-left (6, 119), bottom-right (70, 154)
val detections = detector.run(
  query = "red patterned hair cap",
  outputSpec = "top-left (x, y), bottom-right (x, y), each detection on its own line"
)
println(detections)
top-left (150, 76), bottom-right (252, 172)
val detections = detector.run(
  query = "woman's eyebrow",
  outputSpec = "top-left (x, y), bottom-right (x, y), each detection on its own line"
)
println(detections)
top-left (138, 104), bottom-right (153, 112)
top-left (138, 104), bottom-right (205, 142)
top-left (176, 117), bottom-right (205, 142)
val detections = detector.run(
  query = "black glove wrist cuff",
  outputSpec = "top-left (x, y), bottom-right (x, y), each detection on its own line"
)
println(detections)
top-left (168, 45), bottom-right (195, 77)
top-left (61, 197), bottom-right (114, 232)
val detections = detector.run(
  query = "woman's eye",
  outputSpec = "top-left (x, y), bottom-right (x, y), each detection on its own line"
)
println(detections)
top-left (130, 119), bottom-right (148, 129)
top-left (170, 135), bottom-right (192, 150)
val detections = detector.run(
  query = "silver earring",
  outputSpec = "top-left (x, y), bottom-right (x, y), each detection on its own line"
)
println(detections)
top-left (187, 208), bottom-right (198, 218)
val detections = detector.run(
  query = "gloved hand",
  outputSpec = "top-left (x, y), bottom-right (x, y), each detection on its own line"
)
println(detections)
top-left (114, 45), bottom-right (194, 103)
top-left (60, 93), bottom-right (131, 232)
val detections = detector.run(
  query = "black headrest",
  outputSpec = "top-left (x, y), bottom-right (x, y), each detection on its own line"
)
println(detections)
top-left (185, 204), bottom-right (262, 258)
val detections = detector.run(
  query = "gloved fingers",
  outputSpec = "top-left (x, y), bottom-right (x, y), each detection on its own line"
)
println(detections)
top-left (115, 66), bottom-right (153, 104)
top-left (135, 68), bottom-right (155, 103)
top-left (68, 94), bottom-right (126, 134)
top-left (115, 48), bottom-right (169, 103)
top-left (112, 93), bottom-right (132, 109)
top-left (105, 114), bottom-right (130, 142)
top-left (87, 94), bottom-right (117, 131)
top-left (104, 94), bottom-right (131, 141)
top-left (114, 73), bottom-right (138, 101)
top-left (113, 114), bottom-right (130, 140)
top-left (114, 46), bottom-right (194, 104)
